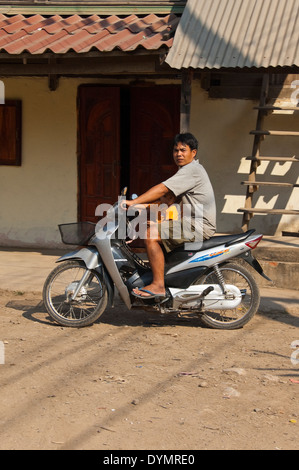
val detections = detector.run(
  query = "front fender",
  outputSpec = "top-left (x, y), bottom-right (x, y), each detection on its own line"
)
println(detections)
top-left (57, 246), bottom-right (101, 270)
top-left (57, 246), bottom-right (115, 307)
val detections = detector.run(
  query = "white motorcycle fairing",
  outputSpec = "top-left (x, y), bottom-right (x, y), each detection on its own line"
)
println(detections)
top-left (170, 284), bottom-right (242, 310)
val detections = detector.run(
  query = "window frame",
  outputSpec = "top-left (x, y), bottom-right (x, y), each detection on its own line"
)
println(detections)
top-left (0, 100), bottom-right (22, 166)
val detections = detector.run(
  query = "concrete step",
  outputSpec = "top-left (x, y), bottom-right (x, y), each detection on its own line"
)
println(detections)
top-left (252, 236), bottom-right (299, 290)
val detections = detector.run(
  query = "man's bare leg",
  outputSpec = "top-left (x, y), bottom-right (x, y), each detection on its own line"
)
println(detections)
top-left (133, 223), bottom-right (166, 297)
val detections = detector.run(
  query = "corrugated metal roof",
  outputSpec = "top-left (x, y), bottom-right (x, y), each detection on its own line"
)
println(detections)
top-left (0, 13), bottom-right (179, 54)
top-left (166, 0), bottom-right (299, 69)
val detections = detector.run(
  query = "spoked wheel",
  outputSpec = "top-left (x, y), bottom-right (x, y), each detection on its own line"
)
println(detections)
top-left (194, 262), bottom-right (260, 330)
top-left (43, 260), bottom-right (108, 327)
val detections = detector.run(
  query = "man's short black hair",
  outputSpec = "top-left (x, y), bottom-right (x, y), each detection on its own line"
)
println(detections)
top-left (174, 133), bottom-right (198, 151)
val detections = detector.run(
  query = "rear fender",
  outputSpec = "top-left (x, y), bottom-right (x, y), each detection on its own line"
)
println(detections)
top-left (240, 251), bottom-right (272, 282)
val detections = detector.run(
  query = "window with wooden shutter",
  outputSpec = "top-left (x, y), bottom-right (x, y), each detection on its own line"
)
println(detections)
top-left (0, 100), bottom-right (22, 166)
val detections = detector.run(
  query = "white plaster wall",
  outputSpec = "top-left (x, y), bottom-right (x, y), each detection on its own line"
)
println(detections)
top-left (0, 77), bottom-right (78, 248)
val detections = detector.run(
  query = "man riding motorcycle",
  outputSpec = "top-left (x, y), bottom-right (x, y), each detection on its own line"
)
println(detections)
top-left (122, 133), bottom-right (216, 301)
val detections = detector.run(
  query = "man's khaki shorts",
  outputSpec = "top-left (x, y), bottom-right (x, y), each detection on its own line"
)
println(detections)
top-left (157, 218), bottom-right (204, 253)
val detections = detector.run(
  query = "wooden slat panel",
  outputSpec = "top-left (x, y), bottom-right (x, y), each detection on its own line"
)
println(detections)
top-left (245, 156), bottom-right (299, 162)
top-left (241, 181), bottom-right (299, 187)
top-left (129, 85), bottom-right (180, 196)
top-left (254, 105), bottom-right (299, 111)
top-left (79, 86), bottom-right (120, 222)
top-left (239, 208), bottom-right (299, 215)
top-left (250, 130), bottom-right (299, 136)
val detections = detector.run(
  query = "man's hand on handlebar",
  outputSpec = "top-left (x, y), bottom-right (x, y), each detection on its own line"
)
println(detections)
top-left (120, 199), bottom-right (148, 212)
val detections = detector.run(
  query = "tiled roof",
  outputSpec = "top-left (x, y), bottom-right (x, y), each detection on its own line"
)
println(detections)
top-left (0, 13), bottom-right (179, 54)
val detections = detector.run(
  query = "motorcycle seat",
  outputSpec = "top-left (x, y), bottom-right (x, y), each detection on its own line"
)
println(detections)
top-left (170, 229), bottom-right (256, 253)
top-left (199, 229), bottom-right (256, 251)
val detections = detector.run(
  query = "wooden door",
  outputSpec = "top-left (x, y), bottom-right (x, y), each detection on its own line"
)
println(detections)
top-left (129, 85), bottom-right (180, 196)
top-left (79, 86), bottom-right (120, 222)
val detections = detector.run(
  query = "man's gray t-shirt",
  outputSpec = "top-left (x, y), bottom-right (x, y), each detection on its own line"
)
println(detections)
top-left (163, 159), bottom-right (216, 239)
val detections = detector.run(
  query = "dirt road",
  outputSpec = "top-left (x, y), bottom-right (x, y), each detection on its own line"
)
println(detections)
top-left (0, 288), bottom-right (298, 450)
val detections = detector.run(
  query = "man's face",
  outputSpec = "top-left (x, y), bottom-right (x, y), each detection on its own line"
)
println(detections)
top-left (173, 141), bottom-right (197, 167)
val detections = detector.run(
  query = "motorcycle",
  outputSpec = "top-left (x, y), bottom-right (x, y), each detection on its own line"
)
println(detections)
top-left (43, 188), bottom-right (271, 330)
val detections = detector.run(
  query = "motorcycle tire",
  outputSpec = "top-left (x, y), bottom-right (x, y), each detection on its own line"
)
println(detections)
top-left (194, 262), bottom-right (260, 330)
top-left (43, 260), bottom-right (108, 327)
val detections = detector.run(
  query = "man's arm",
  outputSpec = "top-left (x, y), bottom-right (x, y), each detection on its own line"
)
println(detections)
top-left (124, 183), bottom-right (169, 208)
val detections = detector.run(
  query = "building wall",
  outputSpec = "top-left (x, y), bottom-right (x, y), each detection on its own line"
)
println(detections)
top-left (0, 77), bottom-right (78, 248)
top-left (0, 76), bottom-right (298, 248)
top-left (190, 79), bottom-right (299, 235)
top-left (0, 75), bottom-right (180, 248)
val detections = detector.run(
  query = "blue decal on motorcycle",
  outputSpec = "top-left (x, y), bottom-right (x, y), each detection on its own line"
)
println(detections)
top-left (190, 248), bottom-right (230, 263)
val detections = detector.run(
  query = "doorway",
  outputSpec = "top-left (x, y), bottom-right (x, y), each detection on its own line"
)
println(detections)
top-left (78, 84), bottom-right (180, 222)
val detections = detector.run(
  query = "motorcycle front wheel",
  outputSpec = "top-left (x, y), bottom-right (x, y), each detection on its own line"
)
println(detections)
top-left (43, 260), bottom-right (108, 327)
top-left (194, 262), bottom-right (260, 330)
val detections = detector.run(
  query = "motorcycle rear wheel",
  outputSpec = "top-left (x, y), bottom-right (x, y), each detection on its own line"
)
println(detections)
top-left (194, 262), bottom-right (260, 330)
top-left (43, 260), bottom-right (108, 327)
